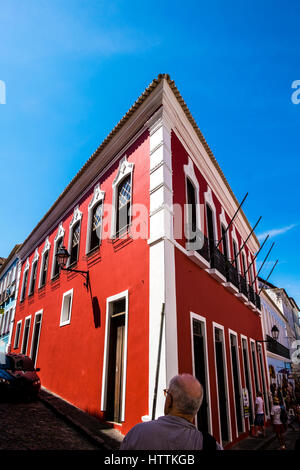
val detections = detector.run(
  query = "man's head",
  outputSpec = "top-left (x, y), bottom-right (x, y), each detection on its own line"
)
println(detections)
top-left (257, 391), bottom-right (263, 397)
top-left (164, 374), bottom-right (203, 422)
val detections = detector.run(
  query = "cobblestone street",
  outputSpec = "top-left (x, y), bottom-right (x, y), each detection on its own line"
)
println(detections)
top-left (0, 399), bottom-right (100, 450)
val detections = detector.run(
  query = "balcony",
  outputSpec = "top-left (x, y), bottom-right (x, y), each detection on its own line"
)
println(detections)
top-left (206, 246), bottom-right (227, 283)
top-left (255, 292), bottom-right (261, 311)
top-left (266, 335), bottom-right (290, 360)
top-left (223, 261), bottom-right (240, 293)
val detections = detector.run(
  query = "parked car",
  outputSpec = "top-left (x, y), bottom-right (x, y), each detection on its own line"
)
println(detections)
top-left (0, 353), bottom-right (41, 401)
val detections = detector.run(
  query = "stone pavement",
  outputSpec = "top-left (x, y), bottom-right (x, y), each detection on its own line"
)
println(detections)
top-left (230, 423), bottom-right (300, 451)
top-left (39, 388), bottom-right (123, 450)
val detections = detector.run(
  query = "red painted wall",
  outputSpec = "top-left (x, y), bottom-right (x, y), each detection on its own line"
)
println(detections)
top-left (13, 130), bottom-right (150, 435)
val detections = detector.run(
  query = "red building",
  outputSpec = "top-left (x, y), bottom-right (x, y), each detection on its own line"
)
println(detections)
top-left (12, 74), bottom-right (269, 447)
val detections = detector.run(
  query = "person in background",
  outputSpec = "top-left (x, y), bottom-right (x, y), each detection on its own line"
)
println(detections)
top-left (254, 391), bottom-right (265, 437)
top-left (120, 374), bottom-right (223, 450)
top-left (271, 397), bottom-right (286, 450)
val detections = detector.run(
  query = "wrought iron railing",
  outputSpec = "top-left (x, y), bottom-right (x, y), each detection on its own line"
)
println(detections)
top-left (210, 247), bottom-right (227, 277)
top-left (196, 234), bottom-right (210, 262)
top-left (255, 292), bottom-right (261, 310)
top-left (248, 284), bottom-right (256, 304)
top-left (225, 262), bottom-right (239, 288)
top-left (266, 335), bottom-right (290, 359)
top-left (238, 274), bottom-right (248, 297)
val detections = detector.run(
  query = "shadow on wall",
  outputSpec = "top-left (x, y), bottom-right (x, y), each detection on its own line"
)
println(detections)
top-left (92, 296), bottom-right (101, 328)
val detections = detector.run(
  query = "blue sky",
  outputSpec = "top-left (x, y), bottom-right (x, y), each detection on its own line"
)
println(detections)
top-left (0, 0), bottom-right (299, 305)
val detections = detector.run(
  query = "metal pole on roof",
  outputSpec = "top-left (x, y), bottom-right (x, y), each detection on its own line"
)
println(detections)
top-left (215, 192), bottom-right (248, 250)
top-left (235, 216), bottom-right (262, 259)
top-left (251, 242), bottom-right (275, 286)
top-left (244, 234), bottom-right (269, 276)
top-left (258, 260), bottom-right (278, 295)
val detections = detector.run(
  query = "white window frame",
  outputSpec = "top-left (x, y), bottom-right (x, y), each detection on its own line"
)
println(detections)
top-left (220, 208), bottom-right (232, 260)
top-left (51, 223), bottom-right (65, 279)
top-left (231, 226), bottom-right (241, 272)
top-left (30, 310), bottom-right (43, 367)
top-left (240, 334), bottom-right (255, 431)
top-left (20, 258), bottom-right (30, 301)
top-left (204, 186), bottom-right (218, 247)
top-left (60, 289), bottom-right (74, 327)
top-left (190, 312), bottom-right (212, 434)
top-left (184, 158), bottom-right (201, 247)
top-left (111, 156), bottom-right (134, 238)
top-left (28, 249), bottom-right (39, 296)
top-left (228, 329), bottom-right (245, 437)
top-left (212, 321), bottom-right (232, 445)
top-left (14, 320), bottom-right (22, 349)
top-left (39, 237), bottom-right (51, 288)
top-left (67, 206), bottom-right (83, 267)
top-left (21, 315), bottom-right (31, 355)
top-left (101, 289), bottom-right (129, 422)
top-left (86, 184), bottom-right (106, 254)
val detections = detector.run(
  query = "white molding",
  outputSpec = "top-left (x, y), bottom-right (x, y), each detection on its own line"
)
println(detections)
top-left (228, 329), bottom-right (246, 437)
top-left (190, 312), bottom-right (212, 434)
top-left (59, 288), bottom-right (73, 327)
top-left (13, 320), bottom-right (22, 349)
top-left (212, 322), bottom-right (232, 445)
top-left (219, 207), bottom-right (232, 261)
top-left (21, 315), bottom-right (31, 355)
top-left (240, 334), bottom-right (255, 430)
top-left (184, 157), bottom-right (202, 245)
top-left (28, 249), bottom-right (39, 294)
top-left (67, 206), bottom-right (83, 266)
top-left (204, 186), bottom-right (218, 246)
top-left (101, 289), bottom-right (129, 423)
top-left (51, 223), bottom-right (65, 279)
top-left (29, 310), bottom-right (43, 367)
top-left (148, 109), bottom-right (178, 419)
top-left (111, 156), bottom-right (134, 238)
top-left (86, 184), bottom-right (106, 253)
top-left (38, 237), bottom-right (51, 288)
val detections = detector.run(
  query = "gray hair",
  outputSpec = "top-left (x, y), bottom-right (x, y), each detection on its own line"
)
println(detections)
top-left (168, 374), bottom-right (203, 416)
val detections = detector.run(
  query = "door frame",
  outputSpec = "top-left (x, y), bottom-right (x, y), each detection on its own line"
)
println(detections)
top-left (190, 312), bottom-right (212, 434)
top-left (228, 329), bottom-right (245, 437)
top-left (101, 290), bottom-right (129, 423)
top-left (212, 321), bottom-right (232, 445)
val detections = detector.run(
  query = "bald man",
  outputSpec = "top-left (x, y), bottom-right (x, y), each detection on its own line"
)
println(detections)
top-left (120, 374), bottom-right (222, 450)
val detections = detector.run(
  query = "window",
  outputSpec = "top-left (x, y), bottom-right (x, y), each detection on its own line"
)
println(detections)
top-left (51, 223), bottom-right (65, 280)
top-left (90, 202), bottom-right (103, 251)
top-left (52, 237), bottom-right (63, 278)
top-left (67, 206), bottom-right (82, 266)
top-left (117, 176), bottom-right (132, 235)
top-left (69, 222), bottom-right (80, 265)
top-left (111, 157), bottom-right (134, 238)
top-left (60, 289), bottom-right (73, 326)
top-left (14, 321), bottom-right (22, 349)
top-left (221, 225), bottom-right (229, 261)
top-left (86, 184), bottom-right (105, 253)
top-left (29, 260), bottom-right (38, 296)
top-left (30, 312), bottom-right (42, 366)
top-left (39, 237), bottom-right (50, 288)
top-left (186, 178), bottom-right (197, 243)
top-left (21, 317), bottom-right (31, 355)
top-left (20, 268), bottom-right (29, 301)
top-left (40, 250), bottom-right (49, 287)
top-left (232, 239), bottom-right (239, 269)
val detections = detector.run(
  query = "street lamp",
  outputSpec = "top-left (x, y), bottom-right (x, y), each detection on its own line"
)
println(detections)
top-left (256, 324), bottom-right (280, 344)
top-left (56, 245), bottom-right (90, 290)
top-left (271, 325), bottom-right (279, 341)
